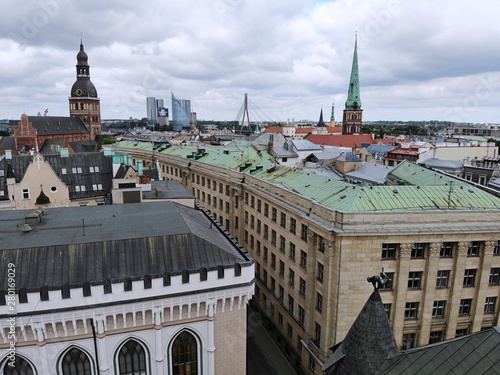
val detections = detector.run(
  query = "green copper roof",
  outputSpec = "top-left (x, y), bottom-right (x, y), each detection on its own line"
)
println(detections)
top-left (114, 140), bottom-right (500, 213)
top-left (387, 160), bottom-right (468, 186)
top-left (345, 36), bottom-right (361, 110)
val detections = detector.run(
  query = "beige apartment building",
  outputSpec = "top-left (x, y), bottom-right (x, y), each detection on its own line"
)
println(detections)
top-left (113, 140), bottom-right (500, 375)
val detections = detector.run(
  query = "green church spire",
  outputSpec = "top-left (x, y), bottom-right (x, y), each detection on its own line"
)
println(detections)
top-left (345, 35), bottom-right (361, 110)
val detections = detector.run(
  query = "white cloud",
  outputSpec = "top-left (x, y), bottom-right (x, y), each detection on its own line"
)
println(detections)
top-left (0, 0), bottom-right (499, 123)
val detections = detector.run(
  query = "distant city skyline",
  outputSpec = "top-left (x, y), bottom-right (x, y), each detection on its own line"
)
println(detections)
top-left (1, 0), bottom-right (499, 123)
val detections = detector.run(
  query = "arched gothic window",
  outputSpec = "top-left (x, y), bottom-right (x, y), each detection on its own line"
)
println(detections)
top-left (172, 331), bottom-right (198, 375)
top-left (61, 347), bottom-right (92, 375)
top-left (118, 339), bottom-right (147, 375)
top-left (3, 356), bottom-right (35, 375)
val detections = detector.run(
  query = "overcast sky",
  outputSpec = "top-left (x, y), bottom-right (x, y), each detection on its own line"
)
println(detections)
top-left (1, 0), bottom-right (499, 123)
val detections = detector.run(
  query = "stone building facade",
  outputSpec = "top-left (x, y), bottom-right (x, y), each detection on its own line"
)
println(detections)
top-left (113, 140), bottom-right (500, 375)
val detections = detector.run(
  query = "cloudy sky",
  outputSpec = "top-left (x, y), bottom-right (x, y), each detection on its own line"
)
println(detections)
top-left (1, 0), bottom-right (499, 123)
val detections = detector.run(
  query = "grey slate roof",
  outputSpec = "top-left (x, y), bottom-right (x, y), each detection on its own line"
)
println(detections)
top-left (142, 180), bottom-right (194, 200)
top-left (377, 327), bottom-right (500, 375)
top-left (323, 291), bottom-right (397, 375)
top-left (0, 136), bottom-right (16, 151)
top-left (0, 202), bottom-right (252, 292)
top-left (27, 115), bottom-right (89, 136)
top-left (0, 152), bottom-right (113, 201)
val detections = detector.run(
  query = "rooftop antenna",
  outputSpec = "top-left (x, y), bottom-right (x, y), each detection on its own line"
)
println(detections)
top-left (447, 181), bottom-right (454, 209)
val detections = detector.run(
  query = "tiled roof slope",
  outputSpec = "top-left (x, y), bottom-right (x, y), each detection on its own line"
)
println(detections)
top-left (113, 140), bottom-right (500, 213)
top-left (323, 291), bottom-right (397, 375)
top-left (377, 327), bottom-right (500, 375)
top-left (0, 202), bottom-right (251, 291)
top-left (28, 115), bottom-right (89, 136)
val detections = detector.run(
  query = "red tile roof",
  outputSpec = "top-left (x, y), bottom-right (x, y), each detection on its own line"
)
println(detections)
top-left (305, 134), bottom-right (375, 148)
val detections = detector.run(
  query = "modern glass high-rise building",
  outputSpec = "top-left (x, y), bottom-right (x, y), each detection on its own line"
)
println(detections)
top-left (146, 97), bottom-right (168, 126)
top-left (171, 92), bottom-right (191, 131)
top-left (146, 97), bottom-right (157, 125)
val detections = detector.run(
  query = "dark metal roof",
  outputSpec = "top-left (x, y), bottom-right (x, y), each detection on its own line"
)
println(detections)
top-left (0, 152), bottom-right (113, 201)
top-left (28, 116), bottom-right (89, 136)
top-left (142, 180), bottom-right (194, 200)
top-left (323, 291), bottom-right (397, 375)
top-left (0, 202), bottom-right (251, 291)
top-left (377, 327), bottom-right (500, 375)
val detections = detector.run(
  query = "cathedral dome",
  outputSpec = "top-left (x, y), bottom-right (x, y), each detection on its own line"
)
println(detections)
top-left (71, 80), bottom-right (98, 98)
top-left (76, 41), bottom-right (88, 65)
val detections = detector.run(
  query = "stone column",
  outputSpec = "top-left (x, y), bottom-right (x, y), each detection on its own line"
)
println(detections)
top-left (154, 308), bottom-right (164, 375)
top-left (417, 242), bottom-right (441, 346)
top-left (95, 317), bottom-right (109, 375)
top-left (207, 300), bottom-right (216, 375)
top-left (472, 241), bottom-right (495, 332)
top-left (33, 322), bottom-right (49, 375)
top-left (445, 241), bottom-right (470, 339)
top-left (392, 243), bottom-right (412, 348)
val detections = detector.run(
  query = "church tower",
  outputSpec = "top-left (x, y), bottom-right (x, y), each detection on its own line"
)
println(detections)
top-left (69, 40), bottom-right (101, 140)
top-left (342, 36), bottom-right (362, 135)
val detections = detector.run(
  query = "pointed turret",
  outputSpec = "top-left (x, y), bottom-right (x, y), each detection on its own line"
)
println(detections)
top-left (317, 108), bottom-right (326, 127)
top-left (330, 101), bottom-right (335, 122)
top-left (342, 35), bottom-right (363, 135)
top-left (322, 290), bottom-right (397, 375)
top-left (345, 36), bottom-right (361, 110)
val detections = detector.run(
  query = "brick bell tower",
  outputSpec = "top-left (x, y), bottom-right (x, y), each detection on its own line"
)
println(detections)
top-left (69, 40), bottom-right (101, 140)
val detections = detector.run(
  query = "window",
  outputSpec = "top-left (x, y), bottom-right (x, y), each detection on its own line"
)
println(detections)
top-left (316, 292), bottom-right (323, 313)
top-left (436, 270), bottom-right (450, 288)
top-left (288, 295), bottom-right (294, 314)
top-left (378, 272), bottom-right (394, 291)
top-left (381, 243), bottom-right (397, 259)
top-left (455, 328), bottom-right (469, 337)
top-left (278, 313), bottom-right (283, 327)
top-left (271, 253), bottom-right (276, 269)
top-left (256, 219), bottom-right (261, 234)
top-left (256, 241), bottom-right (261, 256)
top-left (318, 236), bottom-right (326, 253)
top-left (484, 297), bottom-right (497, 314)
top-left (271, 277), bottom-right (276, 293)
top-left (263, 247), bottom-right (268, 262)
top-left (4, 356), bottom-right (35, 375)
top-left (314, 322), bottom-right (321, 346)
top-left (61, 347), bottom-right (92, 375)
top-left (429, 331), bottom-right (443, 344)
top-left (280, 235), bottom-right (286, 252)
top-left (468, 241), bottom-right (480, 257)
top-left (299, 278), bottom-right (306, 297)
top-left (118, 339), bottom-right (147, 375)
top-left (271, 230), bottom-right (277, 246)
top-left (402, 333), bottom-right (416, 350)
top-left (289, 269), bottom-right (295, 287)
top-left (489, 268), bottom-right (500, 285)
top-left (290, 218), bottom-right (297, 234)
top-left (22, 188), bottom-right (29, 199)
top-left (279, 286), bottom-right (284, 304)
top-left (411, 243), bottom-right (426, 258)
top-left (279, 260), bottom-right (285, 277)
top-left (272, 207), bottom-right (277, 222)
top-left (404, 302), bottom-right (419, 319)
top-left (264, 224), bottom-right (269, 240)
top-left (257, 199), bottom-right (261, 212)
top-left (459, 298), bottom-right (472, 315)
top-left (264, 203), bottom-right (269, 217)
top-left (463, 269), bottom-right (476, 287)
top-left (62, 168), bottom-right (67, 174)
top-left (432, 301), bottom-right (446, 318)
top-left (250, 215), bottom-right (255, 228)
top-left (172, 331), bottom-right (198, 375)
top-left (309, 354), bottom-right (316, 372)
top-left (317, 262), bottom-right (324, 283)
top-left (383, 303), bottom-right (391, 319)
top-left (440, 242), bottom-right (454, 257)
top-left (494, 240), bottom-right (500, 256)
top-left (289, 243), bottom-right (296, 260)
top-left (263, 270), bottom-right (268, 285)
top-left (408, 271), bottom-right (422, 289)
top-left (301, 224), bottom-right (308, 242)
top-left (287, 323), bottom-right (293, 339)
top-left (298, 306), bottom-right (305, 327)
top-left (281, 212), bottom-right (287, 227)
top-left (300, 250), bottom-right (307, 269)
